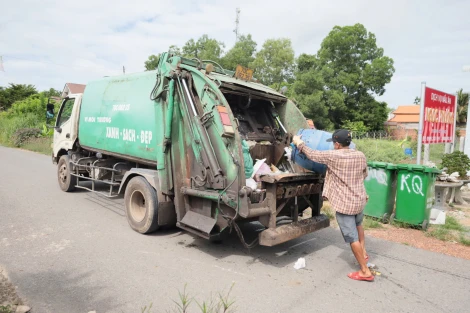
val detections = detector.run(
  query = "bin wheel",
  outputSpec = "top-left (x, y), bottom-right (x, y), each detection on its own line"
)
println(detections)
top-left (422, 220), bottom-right (429, 231)
top-left (382, 213), bottom-right (389, 224)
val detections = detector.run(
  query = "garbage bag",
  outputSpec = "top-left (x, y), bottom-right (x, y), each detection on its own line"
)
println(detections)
top-left (242, 140), bottom-right (254, 178)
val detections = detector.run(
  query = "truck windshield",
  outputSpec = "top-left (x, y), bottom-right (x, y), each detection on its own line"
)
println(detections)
top-left (57, 98), bottom-right (75, 127)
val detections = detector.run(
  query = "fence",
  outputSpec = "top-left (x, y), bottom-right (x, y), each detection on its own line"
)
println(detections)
top-left (350, 131), bottom-right (392, 140)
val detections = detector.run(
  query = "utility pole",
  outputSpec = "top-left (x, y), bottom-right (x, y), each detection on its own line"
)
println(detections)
top-left (233, 8), bottom-right (240, 41)
top-left (123, 66), bottom-right (125, 74)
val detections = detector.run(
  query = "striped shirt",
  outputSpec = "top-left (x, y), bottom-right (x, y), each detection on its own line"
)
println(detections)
top-left (298, 144), bottom-right (368, 215)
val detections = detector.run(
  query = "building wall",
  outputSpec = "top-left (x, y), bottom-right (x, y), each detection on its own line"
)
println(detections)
top-left (387, 122), bottom-right (418, 140)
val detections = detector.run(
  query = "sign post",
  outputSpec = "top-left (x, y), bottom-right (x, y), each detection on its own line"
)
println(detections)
top-left (417, 84), bottom-right (457, 164)
top-left (417, 82), bottom-right (426, 165)
top-left (451, 92), bottom-right (458, 153)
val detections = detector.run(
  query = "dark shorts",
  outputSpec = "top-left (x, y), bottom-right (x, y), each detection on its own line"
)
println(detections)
top-left (335, 211), bottom-right (364, 243)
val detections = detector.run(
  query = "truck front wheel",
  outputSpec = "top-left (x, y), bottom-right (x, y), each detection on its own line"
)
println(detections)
top-left (124, 176), bottom-right (159, 234)
top-left (57, 155), bottom-right (76, 192)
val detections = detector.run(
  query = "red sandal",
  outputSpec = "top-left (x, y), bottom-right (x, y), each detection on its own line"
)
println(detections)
top-left (348, 271), bottom-right (374, 282)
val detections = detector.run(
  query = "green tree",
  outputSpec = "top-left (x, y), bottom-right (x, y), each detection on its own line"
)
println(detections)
top-left (0, 83), bottom-right (38, 111)
top-left (250, 38), bottom-right (295, 88)
top-left (5, 92), bottom-right (48, 117)
top-left (168, 45), bottom-right (181, 56)
top-left (144, 54), bottom-right (161, 71)
top-left (182, 35), bottom-right (225, 62)
top-left (43, 88), bottom-right (61, 98)
top-left (295, 24), bottom-right (395, 130)
top-left (220, 34), bottom-right (257, 70)
top-left (292, 54), bottom-right (332, 130)
top-left (457, 88), bottom-right (469, 123)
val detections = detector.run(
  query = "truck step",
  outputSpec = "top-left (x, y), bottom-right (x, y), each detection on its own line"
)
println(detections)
top-left (259, 214), bottom-right (330, 246)
top-left (178, 211), bottom-right (216, 238)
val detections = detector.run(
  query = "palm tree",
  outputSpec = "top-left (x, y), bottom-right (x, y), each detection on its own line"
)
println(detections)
top-left (457, 88), bottom-right (469, 124)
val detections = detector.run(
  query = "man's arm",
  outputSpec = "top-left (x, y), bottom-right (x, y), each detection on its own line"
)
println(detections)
top-left (298, 143), bottom-right (334, 165)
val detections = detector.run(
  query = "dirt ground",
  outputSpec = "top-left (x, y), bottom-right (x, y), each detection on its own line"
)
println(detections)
top-left (318, 199), bottom-right (470, 261)
top-left (366, 224), bottom-right (470, 260)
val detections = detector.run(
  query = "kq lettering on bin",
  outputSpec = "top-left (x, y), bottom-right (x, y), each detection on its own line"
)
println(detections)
top-left (366, 168), bottom-right (388, 186)
top-left (400, 174), bottom-right (424, 196)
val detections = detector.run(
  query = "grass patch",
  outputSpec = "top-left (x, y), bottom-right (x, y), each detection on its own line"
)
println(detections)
top-left (353, 139), bottom-right (458, 165)
top-left (321, 204), bottom-right (335, 220)
top-left (363, 217), bottom-right (383, 230)
top-left (21, 137), bottom-right (52, 155)
top-left (390, 219), bottom-right (413, 229)
top-left (459, 235), bottom-right (470, 246)
top-left (426, 216), bottom-right (469, 245)
top-left (354, 139), bottom-right (408, 163)
top-left (0, 305), bottom-right (12, 313)
top-left (441, 216), bottom-right (466, 232)
top-left (0, 113), bottom-right (44, 146)
top-left (141, 284), bottom-right (236, 313)
top-left (426, 227), bottom-right (454, 241)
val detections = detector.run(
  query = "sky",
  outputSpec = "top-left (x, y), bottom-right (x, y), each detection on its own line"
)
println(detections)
top-left (1, 0), bottom-right (470, 109)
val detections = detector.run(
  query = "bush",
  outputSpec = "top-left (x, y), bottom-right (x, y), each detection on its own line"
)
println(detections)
top-left (0, 113), bottom-right (44, 146)
top-left (441, 151), bottom-right (470, 178)
top-left (11, 128), bottom-right (41, 147)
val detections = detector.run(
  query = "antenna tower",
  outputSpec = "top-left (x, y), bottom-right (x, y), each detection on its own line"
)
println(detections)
top-left (234, 8), bottom-right (240, 41)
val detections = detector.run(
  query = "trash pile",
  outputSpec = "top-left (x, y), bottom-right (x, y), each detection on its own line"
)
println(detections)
top-left (246, 158), bottom-right (290, 191)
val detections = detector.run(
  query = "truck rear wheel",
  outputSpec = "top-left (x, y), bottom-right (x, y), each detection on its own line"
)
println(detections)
top-left (57, 155), bottom-right (76, 192)
top-left (124, 176), bottom-right (159, 234)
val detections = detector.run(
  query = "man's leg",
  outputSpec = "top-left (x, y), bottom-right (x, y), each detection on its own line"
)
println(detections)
top-left (356, 212), bottom-right (367, 259)
top-left (350, 241), bottom-right (371, 277)
top-left (336, 212), bottom-right (372, 278)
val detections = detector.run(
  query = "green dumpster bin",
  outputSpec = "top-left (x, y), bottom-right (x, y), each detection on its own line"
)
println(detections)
top-left (363, 162), bottom-right (397, 222)
top-left (392, 164), bottom-right (441, 230)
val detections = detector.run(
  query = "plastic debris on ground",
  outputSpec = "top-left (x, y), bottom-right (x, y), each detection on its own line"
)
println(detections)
top-left (430, 209), bottom-right (446, 225)
top-left (293, 257), bottom-right (306, 269)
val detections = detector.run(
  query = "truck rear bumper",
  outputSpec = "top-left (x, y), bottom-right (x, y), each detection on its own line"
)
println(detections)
top-left (259, 214), bottom-right (330, 246)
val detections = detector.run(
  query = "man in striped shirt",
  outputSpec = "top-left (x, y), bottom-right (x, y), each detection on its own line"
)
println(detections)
top-left (292, 129), bottom-right (374, 282)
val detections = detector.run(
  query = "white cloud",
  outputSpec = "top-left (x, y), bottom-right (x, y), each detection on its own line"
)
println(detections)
top-left (1, 0), bottom-right (470, 107)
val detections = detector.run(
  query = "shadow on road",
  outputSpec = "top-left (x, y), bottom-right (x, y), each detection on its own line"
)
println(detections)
top-left (76, 183), bottom-right (365, 270)
top-left (13, 268), bottom-right (118, 313)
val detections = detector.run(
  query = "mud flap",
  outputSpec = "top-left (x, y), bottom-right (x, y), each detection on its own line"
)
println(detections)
top-left (178, 211), bottom-right (216, 239)
top-left (258, 214), bottom-right (330, 246)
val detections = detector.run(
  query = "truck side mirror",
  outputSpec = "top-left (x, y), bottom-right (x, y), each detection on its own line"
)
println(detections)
top-left (46, 103), bottom-right (55, 118)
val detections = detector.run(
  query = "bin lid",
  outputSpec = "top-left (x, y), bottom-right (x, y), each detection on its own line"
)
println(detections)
top-left (396, 164), bottom-right (441, 173)
top-left (367, 161), bottom-right (397, 170)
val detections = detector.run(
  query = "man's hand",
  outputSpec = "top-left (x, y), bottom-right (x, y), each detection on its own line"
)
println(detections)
top-left (292, 135), bottom-right (304, 146)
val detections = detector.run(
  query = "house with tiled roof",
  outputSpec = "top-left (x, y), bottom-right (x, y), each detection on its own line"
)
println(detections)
top-left (385, 105), bottom-right (420, 139)
top-left (61, 83), bottom-right (86, 98)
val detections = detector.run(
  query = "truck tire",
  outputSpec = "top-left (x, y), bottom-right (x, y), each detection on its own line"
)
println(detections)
top-left (58, 155), bottom-right (76, 192)
top-left (124, 176), bottom-right (159, 234)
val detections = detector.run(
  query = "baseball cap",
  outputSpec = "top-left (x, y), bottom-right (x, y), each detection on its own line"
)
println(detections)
top-left (326, 129), bottom-right (352, 145)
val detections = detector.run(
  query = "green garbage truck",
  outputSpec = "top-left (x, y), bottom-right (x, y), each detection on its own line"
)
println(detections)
top-left (51, 52), bottom-right (329, 247)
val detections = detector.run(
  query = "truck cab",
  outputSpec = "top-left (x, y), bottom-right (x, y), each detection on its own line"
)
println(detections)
top-left (52, 94), bottom-right (82, 164)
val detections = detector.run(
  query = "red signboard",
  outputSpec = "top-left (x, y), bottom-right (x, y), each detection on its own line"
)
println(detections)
top-left (422, 87), bottom-right (456, 144)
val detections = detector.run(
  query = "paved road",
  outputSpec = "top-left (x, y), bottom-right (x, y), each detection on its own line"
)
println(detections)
top-left (1, 146), bottom-right (470, 313)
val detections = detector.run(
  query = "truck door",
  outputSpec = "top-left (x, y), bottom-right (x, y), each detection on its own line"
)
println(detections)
top-left (53, 97), bottom-right (78, 153)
